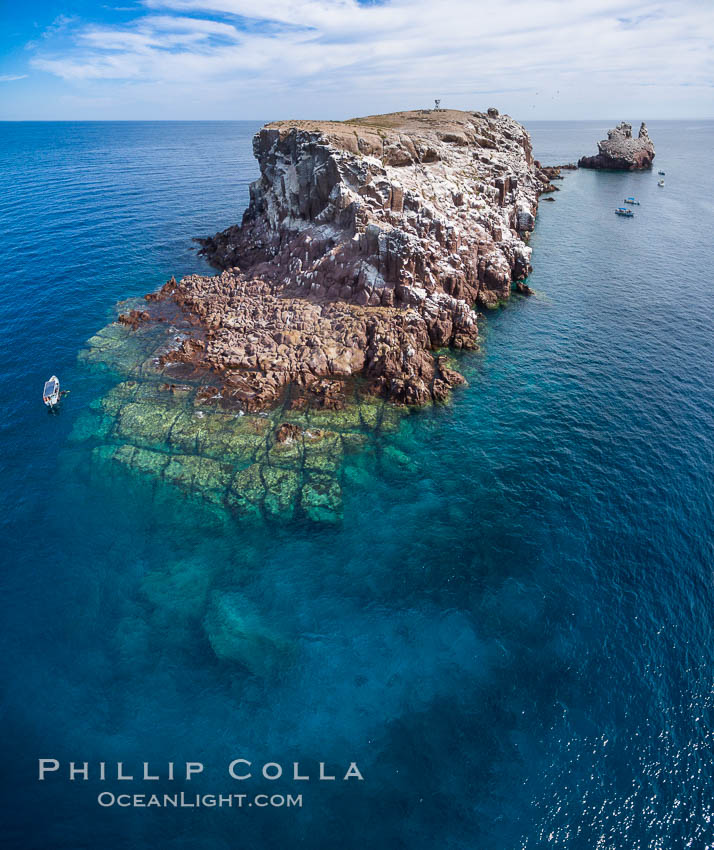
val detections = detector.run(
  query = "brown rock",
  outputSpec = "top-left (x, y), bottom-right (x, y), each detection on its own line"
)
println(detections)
top-left (275, 423), bottom-right (302, 443)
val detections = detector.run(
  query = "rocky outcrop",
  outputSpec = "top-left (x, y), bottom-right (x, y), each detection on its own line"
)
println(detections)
top-left (536, 163), bottom-right (576, 181)
top-left (131, 109), bottom-right (548, 411)
top-left (578, 122), bottom-right (655, 170)
top-left (78, 109), bottom-right (552, 521)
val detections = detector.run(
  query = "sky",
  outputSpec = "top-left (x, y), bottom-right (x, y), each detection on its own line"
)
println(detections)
top-left (0, 0), bottom-right (712, 120)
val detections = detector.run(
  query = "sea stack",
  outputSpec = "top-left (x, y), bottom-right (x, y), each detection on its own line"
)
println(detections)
top-left (133, 109), bottom-right (553, 410)
top-left (578, 121), bottom-right (655, 170)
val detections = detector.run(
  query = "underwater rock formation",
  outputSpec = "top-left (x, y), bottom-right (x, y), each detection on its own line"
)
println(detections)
top-left (70, 364), bottom-right (399, 523)
top-left (578, 122), bottom-right (655, 170)
top-left (203, 592), bottom-right (294, 677)
top-left (77, 109), bottom-right (549, 521)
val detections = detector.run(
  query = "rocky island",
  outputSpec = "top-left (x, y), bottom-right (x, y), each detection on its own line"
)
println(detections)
top-left (578, 121), bottom-right (655, 170)
top-left (76, 108), bottom-right (555, 522)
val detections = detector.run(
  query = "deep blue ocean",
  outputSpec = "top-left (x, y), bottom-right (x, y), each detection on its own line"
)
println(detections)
top-left (0, 120), bottom-right (712, 849)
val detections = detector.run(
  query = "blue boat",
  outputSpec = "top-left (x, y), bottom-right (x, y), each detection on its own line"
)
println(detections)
top-left (615, 207), bottom-right (634, 217)
top-left (624, 197), bottom-right (640, 205)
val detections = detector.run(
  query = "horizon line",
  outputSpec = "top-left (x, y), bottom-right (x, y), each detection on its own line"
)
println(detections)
top-left (1, 117), bottom-right (713, 123)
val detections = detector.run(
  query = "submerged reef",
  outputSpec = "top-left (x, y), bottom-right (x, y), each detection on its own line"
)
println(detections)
top-left (76, 109), bottom-right (552, 521)
top-left (75, 313), bottom-right (403, 524)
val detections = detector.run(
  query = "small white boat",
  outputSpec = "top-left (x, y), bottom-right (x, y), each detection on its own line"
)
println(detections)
top-left (658, 179), bottom-right (665, 187)
top-left (43, 375), bottom-right (61, 408)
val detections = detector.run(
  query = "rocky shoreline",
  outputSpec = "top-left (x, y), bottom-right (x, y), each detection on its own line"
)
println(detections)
top-left (77, 108), bottom-right (556, 521)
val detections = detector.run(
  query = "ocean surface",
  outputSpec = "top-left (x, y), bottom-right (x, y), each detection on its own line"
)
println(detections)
top-left (0, 120), bottom-right (712, 849)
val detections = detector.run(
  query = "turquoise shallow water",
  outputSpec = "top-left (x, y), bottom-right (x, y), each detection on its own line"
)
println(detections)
top-left (0, 121), bottom-right (712, 848)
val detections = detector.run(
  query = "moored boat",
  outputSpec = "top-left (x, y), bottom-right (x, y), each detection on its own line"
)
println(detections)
top-left (43, 375), bottom-right (60, 408)
top-left (624, 197), bottom-right (640, 205)
top-left (658, 179), bottom-right (665, 187)
top-left (615, 207), bottom-right (634, 217)
top-left (658, 170), bottom-right (665, 175)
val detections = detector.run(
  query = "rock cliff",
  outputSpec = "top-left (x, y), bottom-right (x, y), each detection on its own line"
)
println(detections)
top-left (578, 122), bottom-right (655, 170)
top-left (131, 109), bottom-right (551, 411)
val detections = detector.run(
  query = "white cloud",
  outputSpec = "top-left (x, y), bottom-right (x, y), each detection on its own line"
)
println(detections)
top-left (0, 74), bottom-right (28, 82)
top-left (23, 0), bottom-right (714, 118)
